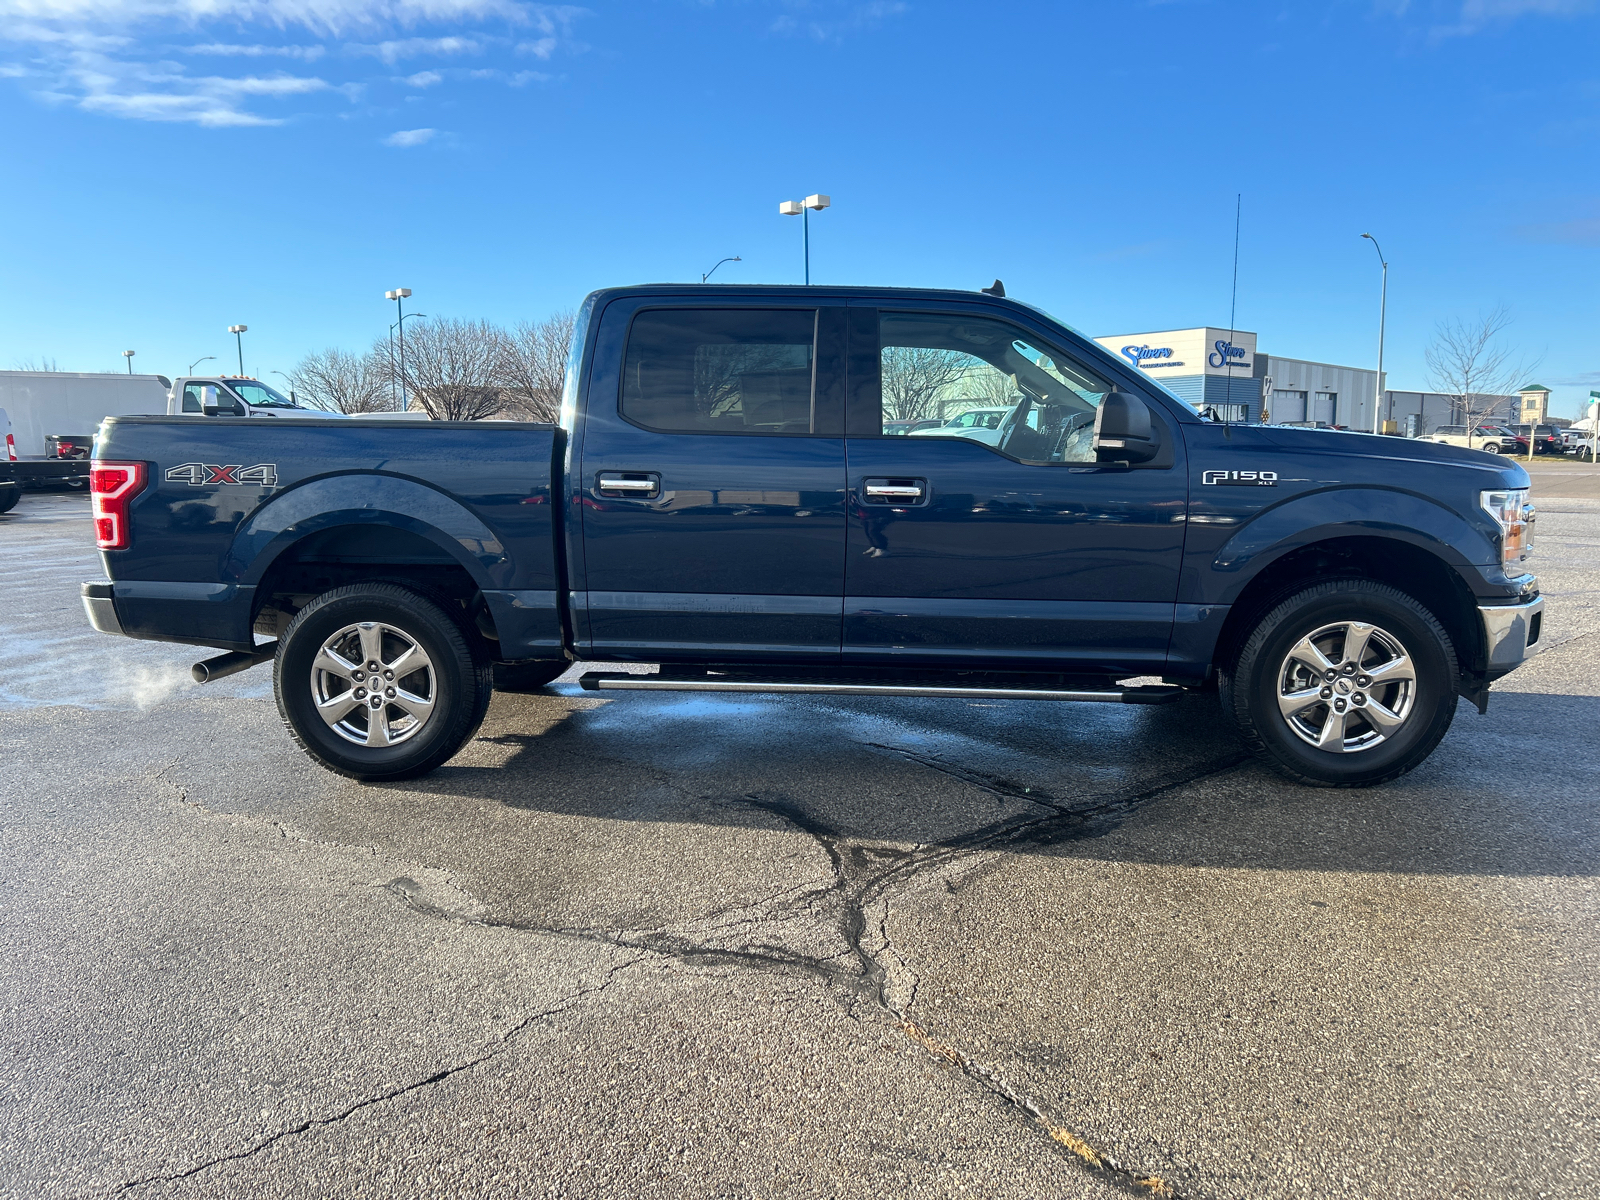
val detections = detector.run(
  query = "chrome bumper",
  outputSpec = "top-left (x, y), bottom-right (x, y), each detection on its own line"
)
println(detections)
top-left (81, 581), bottom-right (125, 637)
top-left (1480, 595), bottom-right (1543, 671)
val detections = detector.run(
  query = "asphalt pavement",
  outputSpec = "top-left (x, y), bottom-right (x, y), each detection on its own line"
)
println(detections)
top-left (1, 489), bottom-right (1596, 1199)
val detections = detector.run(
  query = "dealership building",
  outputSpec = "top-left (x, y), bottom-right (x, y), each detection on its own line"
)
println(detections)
top-left (1094, 327), bottom-right (1381, 428)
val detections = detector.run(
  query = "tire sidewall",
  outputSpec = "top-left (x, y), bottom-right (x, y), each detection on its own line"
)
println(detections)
top-left (277, 587), bottom-right (477, 778)
top-left (1238, 585), bottom-right (1456, 785)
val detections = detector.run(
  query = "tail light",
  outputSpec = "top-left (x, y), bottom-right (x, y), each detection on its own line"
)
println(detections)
top-left (91, 461), bottom-right (147, 550)
top-left (4, 433), bottom-right (14, 461)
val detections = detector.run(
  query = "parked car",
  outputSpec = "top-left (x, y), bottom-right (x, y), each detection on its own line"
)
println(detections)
top-left (1506, 424), bottom-right (1565, 455)
top-left (1418, 424), bottom-right (1527, 454)
top-left (907, 405), bottom-right (1025, 446)
top-left (1561, 428), bottom-right (1595, 457)
top-left (83, 282), bottom-right (1543, 789)
top-left (167, 376), bottom-right (352, 420)
top-left (881, 418), bottom-right (946, 436)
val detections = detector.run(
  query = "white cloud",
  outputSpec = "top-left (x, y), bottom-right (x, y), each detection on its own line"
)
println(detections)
top-left (182, 41), bottom-right (327, 59)
top-left (1433, 0), bottom-right (1593, 34)
top-left (348, 34), bottom-right (481, 62)
top-left (382, 125), bottom-right (433, 145)
top-left (515, 35), bottom-right (553, 56)
top-left (400, 67), bottom-right (440, 84)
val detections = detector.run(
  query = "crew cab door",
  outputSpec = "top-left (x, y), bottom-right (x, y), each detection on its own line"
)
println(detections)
top-left (841, 304), bottom-right (1187, 673)
top-left (574, 297), bottom-right (847, 663)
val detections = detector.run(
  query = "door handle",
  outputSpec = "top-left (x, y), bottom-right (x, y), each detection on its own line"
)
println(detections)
top-left (863, 478), bottom-right (926, 504)
top-left (597, 471), bottom-right (661, 499)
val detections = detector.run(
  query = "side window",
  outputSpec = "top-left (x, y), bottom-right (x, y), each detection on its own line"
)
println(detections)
top-left (182, 384), bottom-right (204, 413)
top-left (622, 309), bottom-right (816, 435)
top-left (876, 312), bottom-right (1111, 464)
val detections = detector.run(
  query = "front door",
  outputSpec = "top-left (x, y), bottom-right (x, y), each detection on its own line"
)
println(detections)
top-left (842, 305), bottom-right (1187, 674)
top-left (576, 299), bottom-right (848, 663)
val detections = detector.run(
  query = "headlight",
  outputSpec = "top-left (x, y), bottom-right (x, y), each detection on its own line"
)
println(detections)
top-left (1481, 488), bottom-right (1534, 566)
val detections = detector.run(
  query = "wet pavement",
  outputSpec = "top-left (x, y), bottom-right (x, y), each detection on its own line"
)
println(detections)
top-left (1, 490), bottom-right (1597, 1199)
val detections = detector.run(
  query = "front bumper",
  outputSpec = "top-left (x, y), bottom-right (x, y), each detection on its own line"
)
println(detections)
top-left (81, 582), bottom-right (124, 637)
top-left (1480, 595), bottom-right (1543, 675)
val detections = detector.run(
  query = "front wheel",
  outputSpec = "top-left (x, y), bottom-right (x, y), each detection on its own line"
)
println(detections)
top-left (275, 583), bottom-right (492, 781)
top-left (0, 486), bottom-right (20, 514)
top-left (1483, 443), bottom-right (1502, 454)
top-left (1220, 580), bottom-right (1459, 787)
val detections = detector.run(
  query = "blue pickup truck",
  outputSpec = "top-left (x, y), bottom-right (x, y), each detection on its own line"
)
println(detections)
top-left (81, 284), bottom-right (1542, 787)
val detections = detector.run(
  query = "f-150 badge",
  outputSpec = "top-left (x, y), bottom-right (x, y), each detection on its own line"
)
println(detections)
top-left (165, 462), bottom-right (279, 487)
top-left (1202, 469), bottom-right (1277, 487)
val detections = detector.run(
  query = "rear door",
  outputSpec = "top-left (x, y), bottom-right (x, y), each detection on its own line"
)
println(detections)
top-left (575, 298), bottom-right (848, 663)
top-left (841, 304), bottom-right (1187, 674)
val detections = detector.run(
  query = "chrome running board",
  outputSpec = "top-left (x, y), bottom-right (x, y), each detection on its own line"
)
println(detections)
top-left (578, 673), bottom-right (1183, 705)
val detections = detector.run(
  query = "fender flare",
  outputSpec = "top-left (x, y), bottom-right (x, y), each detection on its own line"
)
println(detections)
top-left (226, 473), bottom-right (509, 591)
top-left (1204, 487), bottom-right (1497, 607)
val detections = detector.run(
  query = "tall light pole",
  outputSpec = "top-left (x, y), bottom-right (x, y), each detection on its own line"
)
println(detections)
top-left (779, 195), bottom-right (830, 284)
top-left (188, 355), bottom-right (216, 376)
top-left (701, 256), bottom-right (741, 283)
top-left (1361, 234), bottom-right (1387, 435)
top-left (389, 310), bottom-right (426, 412)
top-left (122, 350), bottom-right (135, 375)
top-left (228, 324), bottom-right (248, 375)
top-left (386, 289), bottom-right (412, 409)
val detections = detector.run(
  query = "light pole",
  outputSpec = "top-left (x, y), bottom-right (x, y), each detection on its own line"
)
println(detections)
top-left (269, 370), bottom-right (298, 405)
top-left (122, 350), bottom-right (135, 375)
top-left (701, 256), bottom-right (741, 284)
top-left (1360, 234), bottom-right (1387, 435)
top-left (188, 355), bottom-right (216, 377)
top-left (386, 289), bottom-right (412, 409)
top-left (778, 195), bottom-right (830, 284)
top-left (389, 310), bottom-right (426, 412)
top-left (228, 324), bottom-right (248, 375)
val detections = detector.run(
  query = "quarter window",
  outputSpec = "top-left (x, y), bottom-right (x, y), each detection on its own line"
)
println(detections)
top-left (622, 309), bottom-right (817, 435)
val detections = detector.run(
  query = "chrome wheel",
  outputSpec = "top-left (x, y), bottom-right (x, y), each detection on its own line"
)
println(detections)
top-left (1277, 621), bottom-right (1416, 754)
top-left (310, 621), bottom-right (436, 747)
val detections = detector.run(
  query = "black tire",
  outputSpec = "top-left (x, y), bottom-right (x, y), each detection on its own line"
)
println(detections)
top-left (1219, 579), bottom-right (1459, 788)
top-left (1483, 443), bottom-right (1502, 454)
top-left (493, 660), bottom-right (569, 692)
top-left (0, 486), bottom-right (19, 514)
top-left (275, 583), bottom-right (492, 781)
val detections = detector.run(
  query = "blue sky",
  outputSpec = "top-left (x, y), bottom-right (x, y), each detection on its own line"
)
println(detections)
top-left (1, 0), bottom-right (1596, 414)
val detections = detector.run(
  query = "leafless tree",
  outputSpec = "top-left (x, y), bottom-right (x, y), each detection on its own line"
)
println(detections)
top-left (396, 318), bottom-right (508, 421)
top-left (1425, 306), bottom-right (1541, 428)
top-left (881, 345), bottom-right (972, 422)
top-left (11, 357), bottom-right (60, 372)
top-left (498, 310), bottom-right (575, 421)
top-left (289, 347), bottom-right (392, 414)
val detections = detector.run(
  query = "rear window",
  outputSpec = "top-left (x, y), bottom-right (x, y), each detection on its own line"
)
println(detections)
top-left (621, 309), bottom-right (817, 436)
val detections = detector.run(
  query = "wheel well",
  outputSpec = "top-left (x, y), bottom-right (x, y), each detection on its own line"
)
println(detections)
top-left (250, 524), bottom-right (499, 651)
top-left (1212, 537), bottom-right (1482, 681)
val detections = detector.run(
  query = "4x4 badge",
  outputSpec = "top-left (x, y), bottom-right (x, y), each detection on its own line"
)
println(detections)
top-left (1202, 469), bottom-right (1278, 487)
top-left (165, 462), bottom-right (279, 487)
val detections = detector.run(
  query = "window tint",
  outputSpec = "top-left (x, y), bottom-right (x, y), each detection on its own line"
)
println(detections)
top-left (877, 312), bottom-right (1110, 464)
top-left (182, 384), bottom-right (204, 413)
top-left (622, 309), bottom-right (816, 435)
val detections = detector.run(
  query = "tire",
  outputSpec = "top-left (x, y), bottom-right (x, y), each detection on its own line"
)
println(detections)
top-left (1483, 443), bottom-right (1501, 454)
top-left (275, 583), bottom-right (493, 781)
top-left (0, 486), bottom-right (19, 514)
top-left (1219, 579), bottom-right (1459, 788)
top-left (493, 660), bottom-right (568, 692)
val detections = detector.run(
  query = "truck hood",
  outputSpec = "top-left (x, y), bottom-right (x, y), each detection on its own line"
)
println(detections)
top-left (1248, 424), bottom-right (1532, 487)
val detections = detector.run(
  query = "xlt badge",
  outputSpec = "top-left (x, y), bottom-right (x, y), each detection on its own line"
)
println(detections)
top-left (1202, 469), bottom-right (1278, 487)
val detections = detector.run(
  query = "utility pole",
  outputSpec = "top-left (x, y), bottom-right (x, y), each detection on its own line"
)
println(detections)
top-left (386, 289), bottom-right (412, 410)
top-left (1361, 234), bottom-right (1388, 434)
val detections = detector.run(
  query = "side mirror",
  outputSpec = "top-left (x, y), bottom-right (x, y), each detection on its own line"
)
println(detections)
top-left (201, 386), bottom-right (240, 417)
top-left (1093, 391), bottom-right (1158, 463)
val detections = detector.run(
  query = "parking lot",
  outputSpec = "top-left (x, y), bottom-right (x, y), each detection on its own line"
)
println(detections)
top-left (2, 483), bottom-right (1597, 1199)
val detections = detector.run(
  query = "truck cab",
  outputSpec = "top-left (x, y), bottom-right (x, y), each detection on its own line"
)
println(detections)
top-left (167, 377), bottom-right (351, 420)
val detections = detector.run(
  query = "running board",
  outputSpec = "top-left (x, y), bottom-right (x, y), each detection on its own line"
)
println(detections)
top-left (578, 673), bottom-right (1183, 705)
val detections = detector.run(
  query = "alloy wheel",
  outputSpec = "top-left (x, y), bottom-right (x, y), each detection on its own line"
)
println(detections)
top-left (310, 621), bottom-right (436, 747)
top-left (1277, 621), bottom-right (1416, 753)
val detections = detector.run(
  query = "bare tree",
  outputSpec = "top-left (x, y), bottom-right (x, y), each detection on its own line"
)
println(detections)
top-left (289, 348), bottom-right (392, 414)
top-left (11, 357), bottom-right (60, 372)
top-left (1425, 306), bottom-right (1541, 429)
top-left (397, 318), bottom-right (508, 421)
top-left (498, 310), bottom-right (575, 421)
top-left (881, 345), bottom-right (972, 422)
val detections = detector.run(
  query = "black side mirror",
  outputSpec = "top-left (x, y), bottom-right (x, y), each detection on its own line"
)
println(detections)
top-left (1093, 391), bottom-right (1158, 463)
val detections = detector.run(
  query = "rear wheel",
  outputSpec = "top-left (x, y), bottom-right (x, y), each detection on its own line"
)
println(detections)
top-left (0, 486), bottom-right (19, 514)
top-left (275, 583), bottom-right (492, 781)
top-left (1220, 580), bottom-right (1458, 787)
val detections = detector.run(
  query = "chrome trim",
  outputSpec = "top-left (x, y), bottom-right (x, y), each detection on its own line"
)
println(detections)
top-left (597, 476), bottom-right (658, 491)
top-left (579, 675), bottom-right (1181, 704)
top-left (864, 484), bottom-right (923, 499)
top-left (1480, 596), bottom-right (1544, 670)
top-left (81, 582), bottom-right (124, 637)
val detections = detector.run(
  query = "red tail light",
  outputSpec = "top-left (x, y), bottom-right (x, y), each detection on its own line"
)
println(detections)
top-left (91, 461), bottom-right (147, 550)
top-left (4, 433), bottom-right (14, 462)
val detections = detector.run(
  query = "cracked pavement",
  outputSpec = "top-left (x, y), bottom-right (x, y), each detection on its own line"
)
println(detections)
top-left (2, 490), bottom-right (1597, 1198)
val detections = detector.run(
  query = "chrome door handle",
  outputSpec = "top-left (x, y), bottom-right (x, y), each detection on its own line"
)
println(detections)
top-left (864, 478), bottom-right (925, 503)
top-left (597, 472), bottom-right (661, 499)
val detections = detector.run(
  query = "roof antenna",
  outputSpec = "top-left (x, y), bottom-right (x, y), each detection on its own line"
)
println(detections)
top-left (980, 279), bottom-right (1005, 297)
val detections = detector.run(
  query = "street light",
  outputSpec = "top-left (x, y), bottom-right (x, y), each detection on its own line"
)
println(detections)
top-left (1360, 234), bottom-right (1388, 435)
top-left (388, 308), bottom-right (426, 412)
top-left (188, 355), bottom-right (216, 376)
top-left (779, 194), bottom-right (830, 284)
top-left (701, 256), bottom-right (741, 284)
top-left (122, 350), bottom-right (135, 375)
top-left (386, 289), bottom-right (412, 410)
top-left (228, 324), bottom-right (248, 375)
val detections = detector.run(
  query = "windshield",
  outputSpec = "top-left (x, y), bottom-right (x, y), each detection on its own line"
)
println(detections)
top-left (226, 380), bottom-right (298, 409)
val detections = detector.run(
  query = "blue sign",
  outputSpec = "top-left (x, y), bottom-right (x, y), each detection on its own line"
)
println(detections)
top-left (1208, 340), bottom-right (1249, 369)
top-left (1121, 344), bottom-right (1173, 366)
